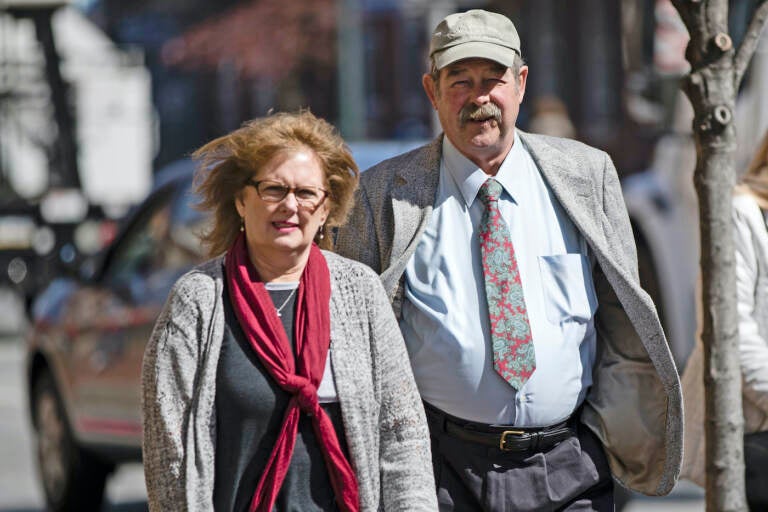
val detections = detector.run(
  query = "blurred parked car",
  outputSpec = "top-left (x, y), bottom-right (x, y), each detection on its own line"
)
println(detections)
top-left (25, 159), bottom-right (206, 510)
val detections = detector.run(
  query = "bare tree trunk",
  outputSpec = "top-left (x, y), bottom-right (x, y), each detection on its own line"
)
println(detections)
top-left (670, 1), bottom-right (768, 510)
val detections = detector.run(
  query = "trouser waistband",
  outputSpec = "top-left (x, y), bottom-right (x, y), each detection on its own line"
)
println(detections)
top-left (423, 401), bottom-right (576, 453)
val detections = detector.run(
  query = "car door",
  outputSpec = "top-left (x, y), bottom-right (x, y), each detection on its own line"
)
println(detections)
top-left (65, 179), bottom-right (204, 446)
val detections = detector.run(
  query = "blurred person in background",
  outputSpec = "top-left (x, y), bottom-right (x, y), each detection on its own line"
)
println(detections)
top-left (141, 111), bottom-right (436, 511)
top-left (335, 9), bottom-right (682, 511)
top-left (682, 129), bottom-right (768, 510)
top-left (528, 95), bottom-right (576, 139)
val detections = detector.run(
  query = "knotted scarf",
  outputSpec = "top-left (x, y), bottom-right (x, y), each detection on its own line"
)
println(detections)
top-left (225, 232), bottom-right (359, 512)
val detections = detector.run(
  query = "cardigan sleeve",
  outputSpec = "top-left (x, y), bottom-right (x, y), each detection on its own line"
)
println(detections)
top-left (141, 272), bottom-right (216, 511)
top-left (733, 198), bottom-right (768, 414)
top-left (364, 267), bottom-right (438, 511)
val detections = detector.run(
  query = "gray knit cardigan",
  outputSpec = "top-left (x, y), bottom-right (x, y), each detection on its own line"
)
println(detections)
top-left (141, 251), bottom-right (437, 511)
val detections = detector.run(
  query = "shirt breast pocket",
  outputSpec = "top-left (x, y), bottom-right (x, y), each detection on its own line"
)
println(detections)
top-left (537, 254), bottom-right (598, 325)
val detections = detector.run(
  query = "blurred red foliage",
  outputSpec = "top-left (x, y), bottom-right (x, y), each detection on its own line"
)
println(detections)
top-left (161, 0), bottom-right (336, 82)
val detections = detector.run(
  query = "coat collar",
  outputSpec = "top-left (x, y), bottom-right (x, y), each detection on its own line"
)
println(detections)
top-left (391, 136), bottom-right (443, 207)
top-left (389, 131), bottom-right (600, 226)
top-left (384, 131), bottom-right (607, 290)
top-left (391, 131), bottom-right (596, 202)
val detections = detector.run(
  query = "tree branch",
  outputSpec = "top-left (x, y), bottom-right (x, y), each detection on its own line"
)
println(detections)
top-left (670, 0), bottom-right (711, 66)
top-left (706, 0), bottom-right (730, 36)
top-left (734, 0), bottom-right (768, 86)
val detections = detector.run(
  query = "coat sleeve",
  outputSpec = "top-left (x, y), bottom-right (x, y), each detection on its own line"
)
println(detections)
top-left (364, 269), bottom-right (437, 511)
top-left (141, 273), bottom-right (214, 511)
top-left (733, 201), bottom-right (768, 414)
top-left (334, 181), bottom-right (382, 273)
top-left (600, 151), bottom-right (640, 280)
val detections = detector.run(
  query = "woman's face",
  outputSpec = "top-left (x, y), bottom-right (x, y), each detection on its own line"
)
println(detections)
top-left (235, 148), bottom-right (329, 260)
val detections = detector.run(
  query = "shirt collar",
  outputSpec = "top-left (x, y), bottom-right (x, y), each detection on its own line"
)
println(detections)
top-left (442, 131), bottom-right (527, 207)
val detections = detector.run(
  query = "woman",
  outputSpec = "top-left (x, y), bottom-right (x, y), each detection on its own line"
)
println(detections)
top-left (141, 111), bottom-right (437, 511)
top-left (682, 130), bottom-right (768, 509)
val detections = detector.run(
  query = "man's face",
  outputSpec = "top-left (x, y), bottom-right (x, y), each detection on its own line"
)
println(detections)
top-left (423, 58), bottom-right (528, 168)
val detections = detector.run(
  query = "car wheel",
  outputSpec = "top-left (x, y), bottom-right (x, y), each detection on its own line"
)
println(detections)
top-left (33, 372), bottom-right (112, 511)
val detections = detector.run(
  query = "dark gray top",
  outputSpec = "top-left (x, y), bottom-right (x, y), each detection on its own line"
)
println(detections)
top-left (213, 282), bottom-right (346, 511)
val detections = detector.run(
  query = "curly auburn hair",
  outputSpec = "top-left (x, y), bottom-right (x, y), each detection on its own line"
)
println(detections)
top-left (193, 110), bottom-right (359, 256)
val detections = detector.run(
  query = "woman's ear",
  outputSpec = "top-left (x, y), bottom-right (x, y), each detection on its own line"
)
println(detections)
top-left (319, 201), bottom-right (330, 225)
top-left (234, 194), bottom-right (245, 218)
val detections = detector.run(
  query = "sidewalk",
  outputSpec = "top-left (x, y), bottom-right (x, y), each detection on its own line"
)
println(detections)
top-left (624, 481), bottom-right (705, 511)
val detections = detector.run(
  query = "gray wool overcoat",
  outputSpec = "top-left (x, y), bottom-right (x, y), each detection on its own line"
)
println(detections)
top-left (335, 131), bottom-right (683, 496)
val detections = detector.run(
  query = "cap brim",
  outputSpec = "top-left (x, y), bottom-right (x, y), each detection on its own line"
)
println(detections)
top-left (433, 41), bottom-right (518, 70)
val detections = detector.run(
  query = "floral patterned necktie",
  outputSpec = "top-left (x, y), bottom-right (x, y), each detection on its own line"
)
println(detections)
top-left (477, 178), bottom-right (536, 389)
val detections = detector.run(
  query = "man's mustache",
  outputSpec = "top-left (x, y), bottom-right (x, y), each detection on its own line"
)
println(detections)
top-left (459, 102), bottom-right (502, 126)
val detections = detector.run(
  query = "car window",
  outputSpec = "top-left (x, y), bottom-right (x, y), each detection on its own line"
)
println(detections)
top-left (101, 178), bottom-right (207, 303)
top-left (167, 179), bottom-right (208, 264)
top-left (103, 187), bottom-right (177, 294)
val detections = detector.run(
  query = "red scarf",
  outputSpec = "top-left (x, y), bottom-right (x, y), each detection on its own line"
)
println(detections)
top-left (225, 233), bottom-right (359, 512)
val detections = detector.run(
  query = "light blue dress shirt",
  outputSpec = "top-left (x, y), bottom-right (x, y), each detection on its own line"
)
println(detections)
top-left (401, 134), bottom-right (598, 426)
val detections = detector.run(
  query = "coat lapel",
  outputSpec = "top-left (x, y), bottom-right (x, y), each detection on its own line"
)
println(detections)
top-left (519, 131), bottom-right (609, 255)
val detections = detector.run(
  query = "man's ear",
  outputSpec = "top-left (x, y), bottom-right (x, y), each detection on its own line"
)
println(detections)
top-left (516, 65), bottom-right (529, 104)
top-left (422, 73), bottom-right (439, 110)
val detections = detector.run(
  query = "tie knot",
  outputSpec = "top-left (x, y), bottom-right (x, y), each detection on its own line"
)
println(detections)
top-left (478, 178), bottom-right (503, 205)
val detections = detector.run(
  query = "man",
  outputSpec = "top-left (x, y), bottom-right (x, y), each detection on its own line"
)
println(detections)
top-left (335, 9), bottom-right (682, 511)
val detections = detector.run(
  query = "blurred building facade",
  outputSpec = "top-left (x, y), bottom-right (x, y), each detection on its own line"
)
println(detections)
top-left (81, 0), bottom-right (727, 179)
top-left (82, 0), bottom-right (768, 370)
top-left (0, 1), bottom-right (154, 304)
top-left (4, 0), bottom-right (767, 361)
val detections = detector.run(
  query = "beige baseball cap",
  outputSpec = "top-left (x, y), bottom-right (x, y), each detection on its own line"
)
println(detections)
top-left (429, 9), bottom-right (521, 70)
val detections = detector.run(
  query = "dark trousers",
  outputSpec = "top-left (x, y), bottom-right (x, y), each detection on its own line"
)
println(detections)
top-left (745, 431), bottom-right (768, 511)
top-left (425, 405), bottom-right (614, 512)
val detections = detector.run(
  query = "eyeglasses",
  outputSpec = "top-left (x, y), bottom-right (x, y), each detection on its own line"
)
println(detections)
top-left (246, 179), bottom-right (329, 209)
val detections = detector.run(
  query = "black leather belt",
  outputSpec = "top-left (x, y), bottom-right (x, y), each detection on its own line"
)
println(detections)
top-left (424, 402), bottom-right (575, 453)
